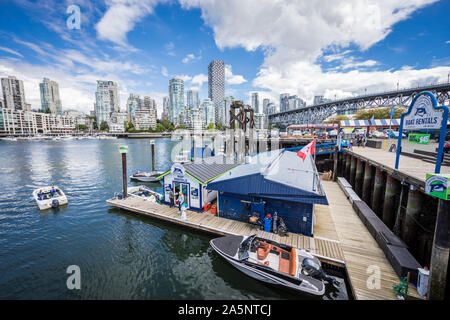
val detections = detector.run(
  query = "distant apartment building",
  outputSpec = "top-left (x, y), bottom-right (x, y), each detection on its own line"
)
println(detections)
top-left (169, 77), bottom-right (185, 126)
top-left (262, 98), bottom-right (270, 115)
top-left (187, 90), bottom-right (200, 109)
top-left (201, 98), bottom-right (215, 128)
top-left (208, 60), bottom-right (225, 123)
top-left (126, 93), bottom-right (141, 121)
top-left (1, 76), bottom-right (26, 111)
top-left (162, 96), bottom-right (170, 121)
top-left (134, 106), bottom-right (157, 130)
top-left (313, 95), bottom-right (324, 105)
top-left (94, 80), bottom-right (119, 124)
top-left (251, 92), bottom-right (259, 113)
top-left (217, 96), bottom-right (234, 126)
top-left (108, 110), bottom-right (128, 132)
top-left (267, 102), bottom-right (277, 114)
top-left (254, 113), bottom-right (267, 131)
top-left (39, 78), bottom-right (62, 114)
top-left (279, 93), bottom-right (305, 112)
top-left (0, 108), bottom-right (86, 135)
top-left (0, 99), bottom-right (4, 109)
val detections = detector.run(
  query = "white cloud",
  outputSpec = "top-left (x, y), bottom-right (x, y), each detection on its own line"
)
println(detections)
top-left (225, 64), bottom-right (247, 85)
top-left (181, 0), bottom-right (442, 104)
top-left (174, 74), bottom-right (192, 82)
top-left (164, 42), bottom-right (176, 56)
top-left (95, 0), bottom-right (165, 47)
top-left (0, 46), bottom-right (23, 58)
top-left (182, 53), bottom-right (201, 63)
top-left (191, 73), bottom-right (208, 87)
top-left (161, 66), bottom-right (168, 77)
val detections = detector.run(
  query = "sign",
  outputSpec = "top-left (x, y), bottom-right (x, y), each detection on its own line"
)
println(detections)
top-left (150, 139), bottom-right (155, 145)
top-left (425, 174), bottom-right (449, 200)
top-left (403, 94), bottom-right (443, 130)
top-left (171, 163), bottom-right (185, 179)
top-left (408, 133), bottom-right (430, 145)
top-left (118, 145), bottom-right (128, 154)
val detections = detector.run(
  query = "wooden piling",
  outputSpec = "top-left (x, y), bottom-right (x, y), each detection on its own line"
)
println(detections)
top-left (402, 185), bottom-right (424, 248)
top-left (151, 142), bottom-right (155, 171)
top-left (371, 167), bottom-right (385, 217)
top-left (350, 156), bottom-right (357, 186)
top-left (428, 199), bottom-right (450, 300)
top-left (382, 174), bottom-right (400, 229)
top-left (333, 147), bottom-right (338, 181)
top-left (345, 153), bottom-right (351, 181)
top-left (122, 152), bottom-right (127, 198)
top-left (355, 158), bottom-right (364, 195)
top-left (362, 162), bottom-right (373, 204)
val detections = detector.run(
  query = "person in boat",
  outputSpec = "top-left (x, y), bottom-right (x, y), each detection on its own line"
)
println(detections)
top-left (168, 186), bottom-right (174, 208)
top-left (50, 186), bottom-right (56, 197)
top-left (38, 190), bottom-right (43, 200)
top-left (178, 191), bottom-right (184, 212)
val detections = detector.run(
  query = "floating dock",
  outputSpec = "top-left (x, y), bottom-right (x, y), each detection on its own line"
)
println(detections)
top-left (107, 179), bottom-right (421, 300)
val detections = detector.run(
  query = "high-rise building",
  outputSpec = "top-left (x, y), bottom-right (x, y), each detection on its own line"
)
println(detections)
top-left (0, 99), bottom-right (4, 109)
top-left (187, 89), bottom-right (200, 109)
top-left (313, 95), bottom-right (324, 105)
top-left (262, 98), bottom-right (270, 115)
top-left (39, 78), bottom-right (62, 114)
top-left (1, 76), bottom-right (26, 111)
top-left (94, 80), bottom-right (119, 124)
top-left (126, 93), bottom-right (141, 121)
top-left (217, 96), bottom-right (234, 126)
top-left (208, 60), bottom-right (225, 123)
top-left (251, 92), bottom-right (259, 113)
top-left (169, 77), bottom-right (185, 126)
top-left (162, 96), bottom-right (170, 121)
top-left (279, 93), bottom-right (290, 112)
top-left (201, 98), bottom-right (215, 128)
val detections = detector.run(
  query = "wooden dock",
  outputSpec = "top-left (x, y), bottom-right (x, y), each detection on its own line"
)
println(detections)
top-left (107, 181), bottom-right (421, 300)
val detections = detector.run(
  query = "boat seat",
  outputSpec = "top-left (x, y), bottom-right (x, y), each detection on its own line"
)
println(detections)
top-left (257, 243), bottom-right (271, 260)
top-left (289, 248), bottom-right (297, 276)
top-left (278, 253), bottom-right (290, 274)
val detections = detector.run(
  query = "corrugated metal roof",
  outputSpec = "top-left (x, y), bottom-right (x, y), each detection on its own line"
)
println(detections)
top-left (207, 150), bottom-right (328, 205)
top-left (183, 160), bottom-right (239, 184)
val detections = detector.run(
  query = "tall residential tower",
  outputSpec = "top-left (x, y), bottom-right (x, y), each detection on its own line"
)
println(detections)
top-left (208, 60), bottom-right (225, 123)
top-left (94, 80), bottom-right (119, 124)
top-left (169, 77), bottom-right (185, 125)
top-left (1, 76), bottom-right (26, 111)
top-left (39, 78), bottom-right (62, 114)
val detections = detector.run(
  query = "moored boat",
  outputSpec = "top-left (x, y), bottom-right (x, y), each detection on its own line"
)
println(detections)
top-left (210, 234), bottom-right (340, 296)
top-left (127, 185), bottom-right (163, 202)
top-left (32, 186), bottom-right (68, 210)
top-left (130, 170), bottom-right (164, 182)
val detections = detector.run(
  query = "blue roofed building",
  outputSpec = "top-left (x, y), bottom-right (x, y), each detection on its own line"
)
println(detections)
top-left (206, 149), bottom-right (328, 237)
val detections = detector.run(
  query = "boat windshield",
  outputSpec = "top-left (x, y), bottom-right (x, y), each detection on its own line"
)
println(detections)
top-left (238, 235), bottom-right (256, 261)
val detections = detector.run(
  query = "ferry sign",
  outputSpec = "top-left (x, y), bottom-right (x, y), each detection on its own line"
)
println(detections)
top-left (171, 163), bottom-right (185, 179)
top-left (425, 174), bottom-right (450, 200)
top-left (403, 93), bottom-right (443, 130)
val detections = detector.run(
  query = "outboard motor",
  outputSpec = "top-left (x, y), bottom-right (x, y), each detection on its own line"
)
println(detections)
top-left (51, 199), bottom-right (60, 208)
top-left (277, 217), bottom-right (288, 237)
top-left (302, 258), bottom-right (340, 288)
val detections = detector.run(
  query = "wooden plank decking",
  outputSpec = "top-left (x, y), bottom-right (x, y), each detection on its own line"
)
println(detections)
top-left (107, 181), bottom-right (420, 300)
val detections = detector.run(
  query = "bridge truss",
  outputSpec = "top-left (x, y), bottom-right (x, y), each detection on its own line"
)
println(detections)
top-left (268, 82), bottom-right (450, 127)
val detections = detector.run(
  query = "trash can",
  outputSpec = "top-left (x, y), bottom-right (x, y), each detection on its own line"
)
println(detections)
top-left (264, 215), bottom-right (273, 232)
top-left (417, 267), bottom-right (430, 296)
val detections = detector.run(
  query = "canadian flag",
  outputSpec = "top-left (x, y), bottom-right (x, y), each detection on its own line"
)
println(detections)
top-left (297, 139), bottom-right (315, 161)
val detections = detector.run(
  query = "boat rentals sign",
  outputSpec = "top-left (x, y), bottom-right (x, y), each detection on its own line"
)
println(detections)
top-left (403, 93), bottom-right (443, 130)
top-left (425, 174), bottom-right (449, 200)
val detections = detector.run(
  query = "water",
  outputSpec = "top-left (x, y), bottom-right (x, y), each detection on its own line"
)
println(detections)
top-left (0, 138), bottom-right (347, 299)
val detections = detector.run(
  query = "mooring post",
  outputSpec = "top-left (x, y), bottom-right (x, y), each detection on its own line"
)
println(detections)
top-left (371, 167), bottom-right (385, 217)
top-left (402, 185), bottom-right (424, 248)
top-left (361, 162), bottom-right (373, 203)
top-left (122, 152), bottom-right (127, 198)
top-left (428, 199), bottom-right (450, 300)
top-left (355, 158), bottom-right (364, 196)
top-left (151, 141), bottom-right (155, 171)
top-left (382, 174), bottom-right (400, 229)
top-left (332, 146), bottom-right (338, 181)
top-left (350, 156), bottom-right (357, 187)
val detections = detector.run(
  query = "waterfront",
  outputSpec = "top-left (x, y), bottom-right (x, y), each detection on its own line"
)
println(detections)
top-left (0, 138), bottom-right (346, 300)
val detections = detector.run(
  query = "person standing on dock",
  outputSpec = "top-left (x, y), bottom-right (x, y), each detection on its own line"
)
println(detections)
top-left (169, 186), bottom-right (174, 208)
top-left (178, 191), bottom-right (184, 212)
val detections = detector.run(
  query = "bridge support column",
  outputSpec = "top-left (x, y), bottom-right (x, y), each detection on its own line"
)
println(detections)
top-left (371, 168), bottom-right (385, 217)
top-left (354, 158), bottom-right (364, 196)
top-left (349, 156), bottom-right (357, 187)
top-left (402, 185), bottom-right (424, 248)
top-left (428, 199), bottom-right (450, 300)
top-left (362, 162), bottom-right (373, 204)
top-left (382, 174), bottom-right (400, 229)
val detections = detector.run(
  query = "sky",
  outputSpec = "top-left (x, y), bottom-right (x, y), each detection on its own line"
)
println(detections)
top-left (0, 0), bottom-right (449, 117)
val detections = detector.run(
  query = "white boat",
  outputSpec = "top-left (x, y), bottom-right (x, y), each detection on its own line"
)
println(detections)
top-left (60, 135), bottom-right (74, 141)
top-left (0, 137), bottom-right (18, 141)
top-left (210, 234), bottom-right (340, 296)
top-left (130, 170), bottom-right (164, 182)
top-left (32, 186), bottom-right (68, 210)
top-left (127, 185), bottom-right (163, 202)
top-left (52, 136), bottom-right (61, 141)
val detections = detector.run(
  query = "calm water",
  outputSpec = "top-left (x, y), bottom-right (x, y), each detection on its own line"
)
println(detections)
top-left (0, 138), bottom-right (347, 299)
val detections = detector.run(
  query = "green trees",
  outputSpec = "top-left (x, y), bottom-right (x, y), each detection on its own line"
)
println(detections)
top-left (124, 121), bottom-right (135, 132)
top-left (354, 106), bottom-right (406, 120)
top-left (99, 121), bottom-right (109, 131)
top-left (75, 124), bottom-right (88, 131)
top-left (207, 123), bottom-right (215, 130)
top-left (160, 120), bottom-right (175, 131)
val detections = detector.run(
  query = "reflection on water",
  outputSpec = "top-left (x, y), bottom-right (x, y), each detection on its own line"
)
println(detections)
top-left (0, 138), bottom-right (348, 299)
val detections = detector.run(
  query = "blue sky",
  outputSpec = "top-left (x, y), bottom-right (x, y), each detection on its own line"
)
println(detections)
top-left (0, 0), bottom-right (449, 117)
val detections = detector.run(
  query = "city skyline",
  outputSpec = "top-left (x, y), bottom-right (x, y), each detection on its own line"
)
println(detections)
top-left (0, 1), bottom-right (449, 118)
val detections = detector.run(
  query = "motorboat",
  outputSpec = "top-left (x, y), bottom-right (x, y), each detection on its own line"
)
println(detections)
top-left (130, 170), bottom-right (164, 182)
top-left (0, 137), bottom-right (18, 141)
top-left (60, 135), bottom-right (75, 141)
top-left (32, 186), bottom-right (68, 210)
top-left (127, 185), bottom-right (163, 202)
top-left (210, 234), bottom-right (340, 296)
